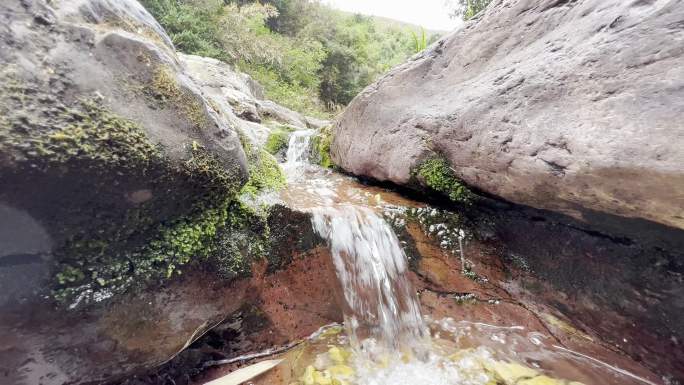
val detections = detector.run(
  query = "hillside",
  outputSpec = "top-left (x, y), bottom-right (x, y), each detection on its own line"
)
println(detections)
top-left (141, 0), bottom-right (445, 118)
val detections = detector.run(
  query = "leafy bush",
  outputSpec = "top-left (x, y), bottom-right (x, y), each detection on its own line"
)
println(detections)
top-left (447, 0), bottom-right (493, 20)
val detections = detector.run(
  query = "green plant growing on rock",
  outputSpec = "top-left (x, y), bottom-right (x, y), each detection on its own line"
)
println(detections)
top-left (411, 28), bottom-right (427, 53)
top-left (264, 126), bottom-right (294, 155)
top-left (417, 156), bottom-right (472, 204)
top-left (149, 65), bottom-right (208, 129)
top-left (311, 126), bottom-right (334, 168)
top-left (0, 74), bottom-right (257, 306)
top-left (212, 200), bottom-right (271, 278)
top-left (240, 136), bottom-right (287, 197)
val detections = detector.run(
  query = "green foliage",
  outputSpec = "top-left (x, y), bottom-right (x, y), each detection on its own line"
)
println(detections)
top-left (311, 126), bottom-right (334, 168)
top-left (139, 0), bottom-right (227, 59)
top-left (411, 28), bottom-right (427, 53)
top-left (448, 0), bottom-right (493, 20)
top-left (240, 139), bottom-right (287, 197)
top-left (417, 156), bottom-right (472, 204)
top-left (140, 0), bottom-right (442, 115)
top-left (264, 128), bottom-right (291, 155)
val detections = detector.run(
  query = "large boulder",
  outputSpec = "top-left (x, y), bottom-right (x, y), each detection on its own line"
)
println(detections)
top-left (0, 0), bottom-right (251, 307)
top-left (332, 0), bottom-right (684, 232)
top-left (0, 0), bottom-right (322, 383)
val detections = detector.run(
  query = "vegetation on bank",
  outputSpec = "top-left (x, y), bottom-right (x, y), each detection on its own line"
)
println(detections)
top-left (311, 125), bottom-right (334, 168)
top-left (416, 156), bottom-right (472, 204)
top-left (447, 0), bottom-right (494, 20)
top-left (140, 0), bottom-right (442, 117)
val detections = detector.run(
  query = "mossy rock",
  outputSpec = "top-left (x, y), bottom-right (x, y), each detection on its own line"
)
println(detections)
top-left (0, 77), bottom-right (249, 306)
top-left (415, 156), bottom-right (473, 204)
top-left (264, 125), bottom-right (296, 159)
top-left (147, 65), bottom-right (208, 129)
top-left (311, 125), bottom-right (334, 168)
top-left (240, 135), bottom-right (287, 197)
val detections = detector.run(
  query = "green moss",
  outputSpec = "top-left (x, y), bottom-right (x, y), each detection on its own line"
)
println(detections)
top-left (264, 129), bottom-right (290, 155)
top-left (53, 197), bottom-right (235, 303)
top-left (0, 74), bottom-right (251, 305)
top-left (417, 156), bottom-right (472, 204)
top-left (49, 141), bottom-right (245, 304)
top-left (311, 126), bottom-right (334, 168)
top-left (149, 66), bottom-right (208, 129)
top-left (1, 99), bottom-right (164, 172)
top-left (212, 200), bottom-right (271, 278)
top-left (240, 139), bottom-right (286, 197)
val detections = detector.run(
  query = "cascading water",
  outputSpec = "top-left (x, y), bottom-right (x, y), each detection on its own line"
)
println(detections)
top-left (311, 206), bottom-right (428, 351)
top-left (276, 129), bottom-right (660, 385)
top-left (285, 129), bottom-right (316, 165)
top-left (284, 129), bottom-right (428, 353)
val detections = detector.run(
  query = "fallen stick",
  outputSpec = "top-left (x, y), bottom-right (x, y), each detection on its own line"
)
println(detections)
top-left (202, 323), bottom-right (342, 369)
top-left (202, 359), bottom-right (282, 385)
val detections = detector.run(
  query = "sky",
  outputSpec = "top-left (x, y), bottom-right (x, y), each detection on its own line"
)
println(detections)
top-left (325, 0), bottom-right (461, 31)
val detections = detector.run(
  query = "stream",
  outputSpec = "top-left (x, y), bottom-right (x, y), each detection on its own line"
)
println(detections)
top-left (224, 129), bottom-right (662, 385)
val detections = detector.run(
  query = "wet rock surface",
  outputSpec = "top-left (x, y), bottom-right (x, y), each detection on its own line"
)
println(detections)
top-left (151, 175), bottom-right (678, 385)
top-left (2, 0), bottom-right (682, 384)
top-left (0, 0), bottom-right (326, 383)
top-left (331, 0), bottom-right (684, 232)
top-left (403, 202), bottom-right (684, 383)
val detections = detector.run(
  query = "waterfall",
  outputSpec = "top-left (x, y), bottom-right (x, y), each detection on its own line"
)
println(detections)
top-left (285, 129), bottom-right (315, 166)
top-left (284, 128), bottom-right (428, 353)
top-left (311, 206), bottom-right (428, 352)
top-left (278, 129), bottom-right (655, 385)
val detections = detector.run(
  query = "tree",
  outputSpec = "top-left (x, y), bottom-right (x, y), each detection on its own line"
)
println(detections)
top-left (446, 0), bottom-right (493, 20)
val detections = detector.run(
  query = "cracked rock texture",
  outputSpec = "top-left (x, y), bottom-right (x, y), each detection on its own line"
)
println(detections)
top-left (332, 0), bottom-right (684, 231)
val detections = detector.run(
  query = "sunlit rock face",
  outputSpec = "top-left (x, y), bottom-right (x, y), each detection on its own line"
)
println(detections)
top-left (332, 0), bottom-right (684, 232)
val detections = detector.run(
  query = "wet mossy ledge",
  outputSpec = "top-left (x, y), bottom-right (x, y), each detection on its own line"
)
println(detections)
top-left (264, 125), bottom-right (295, 156)
top-left (311, 125), bottom-right (334, 168)
top-left (240, 134), bottom-right (287, 197)
top-left (413, 156), bottom-right (473, 204)
top-left (0, 79), bottom-right (286, 308)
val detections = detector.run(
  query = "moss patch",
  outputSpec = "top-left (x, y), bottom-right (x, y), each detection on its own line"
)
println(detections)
top-left (264, 128), bottom-right (291, 155)
top-left (149, 66), bottom-right (207, 129)
top-left (311, 125), bottom-right (333, 168)
top-left (416, 156), bottom-right (472, 204)
top-left (240, 137), bottom-right (286, 197)
top-left (0, 73), bottom-right (252, 306)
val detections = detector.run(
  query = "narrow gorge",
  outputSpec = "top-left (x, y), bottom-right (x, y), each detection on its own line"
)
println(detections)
top-left (0, 1), bottom-right (682, 385)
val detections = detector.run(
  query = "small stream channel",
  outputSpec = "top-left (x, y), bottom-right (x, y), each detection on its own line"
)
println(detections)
top-left (220, 130), bottom-right (663, 385)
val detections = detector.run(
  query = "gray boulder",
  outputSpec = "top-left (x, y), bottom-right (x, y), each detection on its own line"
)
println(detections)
top-left (0, 0), bottom-right (302, 383)
top-left (332, 0), bottom-right (684, 231)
